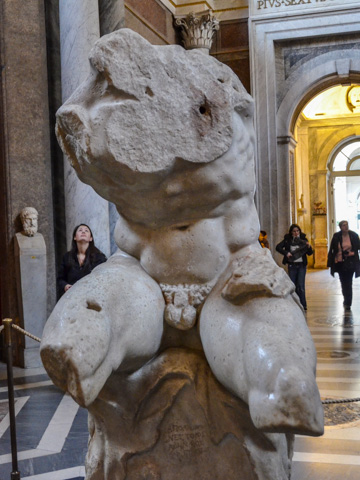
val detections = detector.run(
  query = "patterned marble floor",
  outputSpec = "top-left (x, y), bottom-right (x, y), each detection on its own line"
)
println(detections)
top-left (292, 268), bottom-right (360, 480)
top-left (0, 268), bottom-right (360, 479)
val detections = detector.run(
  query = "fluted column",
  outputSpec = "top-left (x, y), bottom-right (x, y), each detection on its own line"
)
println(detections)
top-left (59, 0), bottom-right (111, 255)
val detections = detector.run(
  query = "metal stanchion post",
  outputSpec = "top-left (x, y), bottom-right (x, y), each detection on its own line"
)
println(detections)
top-left (3, 319), bottom-right (21, 480)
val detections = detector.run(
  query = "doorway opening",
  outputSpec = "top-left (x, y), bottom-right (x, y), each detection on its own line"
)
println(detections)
top-left (293, 84), bottom-right (360, 268)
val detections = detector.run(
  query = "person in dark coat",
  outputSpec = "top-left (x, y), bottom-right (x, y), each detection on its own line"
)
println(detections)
top-left (276, 224), bottom-right (313, 310)
top-left (58, 224), bottom-right (107, 296)
top-left (327, 220), bottom-right (360, 311)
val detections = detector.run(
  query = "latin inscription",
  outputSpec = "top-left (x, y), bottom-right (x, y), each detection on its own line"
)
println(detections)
top-left (165, 424), bottom-right (207, 462)
top-left (257, 0), bottom-right (329, 10)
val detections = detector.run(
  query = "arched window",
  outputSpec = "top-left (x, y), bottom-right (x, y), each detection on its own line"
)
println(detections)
top-left (330, 139), bottom-right (360, 232)
top-left (332, 141), bottom-right (360, 171)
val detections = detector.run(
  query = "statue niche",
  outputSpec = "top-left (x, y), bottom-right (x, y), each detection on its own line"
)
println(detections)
top-left (40, 29), bottom-right (324, 480)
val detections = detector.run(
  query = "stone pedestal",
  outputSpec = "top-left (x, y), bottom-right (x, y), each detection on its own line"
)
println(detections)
top-left (14, 233), bottom-right (47, 367)
top-left (313, 214), bottom-right (328, 269)
top-left (86, 349), bottom-right (293, 480)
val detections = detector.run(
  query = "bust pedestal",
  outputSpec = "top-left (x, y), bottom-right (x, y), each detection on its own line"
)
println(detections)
top-left (14, 232), bottom-right (47, 368)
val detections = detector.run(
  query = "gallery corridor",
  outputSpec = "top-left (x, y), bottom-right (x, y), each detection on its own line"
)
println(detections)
top-left (292, 268), bottom-right (360, 480)
top-left (0, 269), bottom-right (360, 479)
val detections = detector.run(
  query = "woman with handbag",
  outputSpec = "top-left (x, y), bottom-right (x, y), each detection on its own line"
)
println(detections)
top-left (327, 220), bottom-right (360, 311)
top-left (276, 224), bottom-right (313, 310)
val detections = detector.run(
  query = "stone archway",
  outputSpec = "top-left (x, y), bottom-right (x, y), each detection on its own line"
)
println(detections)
top-left (292, 88), bottom-right (360, 268)
top-left (249, 2), bottom-right (360, 255)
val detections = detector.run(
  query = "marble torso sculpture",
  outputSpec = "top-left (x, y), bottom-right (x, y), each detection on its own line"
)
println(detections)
top-left (41, 29), bottom-right (323, 480)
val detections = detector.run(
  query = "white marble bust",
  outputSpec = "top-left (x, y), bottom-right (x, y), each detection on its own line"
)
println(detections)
top-left (20, 207), bottom-right (38, 237)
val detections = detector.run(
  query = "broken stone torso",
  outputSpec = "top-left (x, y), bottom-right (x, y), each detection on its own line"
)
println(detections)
top-left (111, 110), bottom-right (258, 277)
top-left (41, 28), bottom-right (324, 480)
top-left (57, 44), bottom-right (260, 328)
top-left (108, 110), bottom-right (260, 329)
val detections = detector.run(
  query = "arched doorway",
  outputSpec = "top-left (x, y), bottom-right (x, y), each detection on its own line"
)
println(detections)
top-left (292, 85), bottom-right (360, 268)
top-left (249, 4), bottom-right (360, 257)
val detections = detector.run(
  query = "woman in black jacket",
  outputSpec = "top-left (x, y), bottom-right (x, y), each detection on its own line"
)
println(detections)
top-left (327, 220), bottom-right (360, 310)
top-left (276, 224), bottom-right (313, 310)
top-left (58, 224), bottom-right (107, 296)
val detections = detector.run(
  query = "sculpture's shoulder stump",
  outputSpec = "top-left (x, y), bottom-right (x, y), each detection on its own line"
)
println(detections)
top-left (86, 348), bottom-right (293, 480)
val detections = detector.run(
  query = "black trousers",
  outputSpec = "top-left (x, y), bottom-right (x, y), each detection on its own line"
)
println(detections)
top-left (338, 268), bottom-right (354, 307)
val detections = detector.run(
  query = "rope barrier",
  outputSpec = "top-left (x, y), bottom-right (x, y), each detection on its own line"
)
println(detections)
top-left (322, 397), bottom-right (360, 405)
top-left (10, 324), bottom-right (41, 343)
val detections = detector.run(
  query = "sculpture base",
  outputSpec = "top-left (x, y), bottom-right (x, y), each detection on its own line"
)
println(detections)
top-left (86, 348), bottom-right (293, 480)
top-left (23, 346), bottom-right (42, 368)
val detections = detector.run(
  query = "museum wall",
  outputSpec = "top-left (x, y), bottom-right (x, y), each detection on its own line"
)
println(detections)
top-left (124, 0), bottom-right (178, 45)
top-left (0, 0), bottom-right (56, 363)
top-left (210, 19), bottom-right (250, 93)
top-left (0, 1), bottom-right (56, 311)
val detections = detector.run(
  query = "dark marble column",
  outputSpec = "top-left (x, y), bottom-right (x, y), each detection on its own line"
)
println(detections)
top-left (44, 0), bottom-right (68, 284)
top-left (99, 0), bottom-right (125, 36)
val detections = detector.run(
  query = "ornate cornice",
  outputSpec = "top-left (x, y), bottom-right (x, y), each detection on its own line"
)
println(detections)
top-left (159, 0), bottom-right (248, 21)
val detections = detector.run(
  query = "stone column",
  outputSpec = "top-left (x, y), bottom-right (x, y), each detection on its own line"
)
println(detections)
top-left (59, 0), bottom-right (111, 255)
top-left (99, 0), bottom-right (125, 36)
top-left (270, 136), bottom-right (296, 252)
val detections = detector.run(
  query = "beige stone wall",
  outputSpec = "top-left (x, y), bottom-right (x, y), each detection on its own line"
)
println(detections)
top-left (124, 0), bottom-right (177, 45)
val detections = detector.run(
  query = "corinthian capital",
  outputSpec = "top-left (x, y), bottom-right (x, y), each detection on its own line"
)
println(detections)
top-left (175, 11), bottom-right (219, 52)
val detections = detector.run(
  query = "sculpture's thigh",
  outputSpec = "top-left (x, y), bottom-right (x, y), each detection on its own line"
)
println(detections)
top-left (41, 253), bottom-right (165, 407)
top-left (200, 291), bottom-right (324, 436)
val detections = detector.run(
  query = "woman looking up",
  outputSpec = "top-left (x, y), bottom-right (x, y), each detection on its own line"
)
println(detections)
top-left (58, 224), bottom-right (107, 295)
top-left (327, 220), bottom-right (360, 311)
top-left (276, 224), bottom-right (313, 311)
